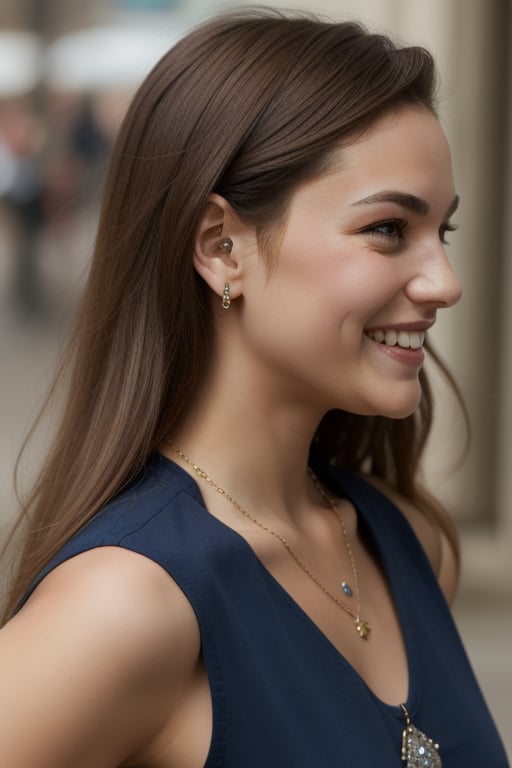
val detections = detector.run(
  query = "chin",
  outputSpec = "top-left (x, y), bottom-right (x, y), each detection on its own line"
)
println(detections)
top-left (382, 402), bottom-right (420, 420)
top-left (379, 393), bottom-right (422, 419)
top-left (360, 384), bottom-right (422, 419)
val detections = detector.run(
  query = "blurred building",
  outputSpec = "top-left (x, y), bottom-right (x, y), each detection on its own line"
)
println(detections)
top-left (0, 0), bottom-right (186, 36)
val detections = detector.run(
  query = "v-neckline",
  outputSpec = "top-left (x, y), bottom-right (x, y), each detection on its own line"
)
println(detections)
top-left (153, 452), bottom-right (418, 719)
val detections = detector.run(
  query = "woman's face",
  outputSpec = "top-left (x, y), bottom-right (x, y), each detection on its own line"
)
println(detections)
top-left (237, 105), bottom-right (461, 420)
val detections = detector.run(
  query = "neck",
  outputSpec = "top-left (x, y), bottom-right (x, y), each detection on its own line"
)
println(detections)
top-left (164, 358), bottom-right (326, 522)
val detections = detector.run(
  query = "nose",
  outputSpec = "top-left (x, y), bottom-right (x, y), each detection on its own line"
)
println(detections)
top-left (405, 246), bottom-right (462, 309)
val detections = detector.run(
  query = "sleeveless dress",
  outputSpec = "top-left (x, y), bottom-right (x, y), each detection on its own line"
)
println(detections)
top-left (18, 452), bottom-right (509, 767)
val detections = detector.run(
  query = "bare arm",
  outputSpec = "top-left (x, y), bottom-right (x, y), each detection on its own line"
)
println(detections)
top-left (0, 547), bottom-right (201, 768)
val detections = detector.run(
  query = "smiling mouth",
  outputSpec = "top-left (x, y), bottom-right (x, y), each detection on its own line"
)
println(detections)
top-left (365, 329), bottom-right (425, 349)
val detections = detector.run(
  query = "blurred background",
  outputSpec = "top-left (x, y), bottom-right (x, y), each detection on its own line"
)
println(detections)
top-left (0, 0), bottom-right (510, 755)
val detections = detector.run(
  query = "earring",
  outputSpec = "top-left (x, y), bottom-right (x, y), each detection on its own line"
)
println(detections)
top-left (220, 238), bottom-right (233, 252)
top-left (222, 282), bottom-right (231, 309)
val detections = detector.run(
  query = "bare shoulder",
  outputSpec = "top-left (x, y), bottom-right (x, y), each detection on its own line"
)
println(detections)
top-left (0, 547), bottom-right (201, 768)
top-left (363, 475), bottom-right (459, 605)
top-left (17, 546), bottom-right (201, 675)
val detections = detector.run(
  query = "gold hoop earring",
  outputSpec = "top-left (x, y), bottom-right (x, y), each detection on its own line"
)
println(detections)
top-left (222, 282), bottom-right (231, 309)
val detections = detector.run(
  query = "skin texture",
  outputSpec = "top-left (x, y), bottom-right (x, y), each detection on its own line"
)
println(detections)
top-left (0, 106), bottom-right (461, 768)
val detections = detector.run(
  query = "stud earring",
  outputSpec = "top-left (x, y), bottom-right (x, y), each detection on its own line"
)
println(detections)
top-left (222, 282), bottom-right (231, 309)
top-left (220, 238), bottom-right (233, 252)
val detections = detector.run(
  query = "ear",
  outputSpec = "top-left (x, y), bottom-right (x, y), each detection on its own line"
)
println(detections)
top-left (193, 193), bottom-right (251, 302)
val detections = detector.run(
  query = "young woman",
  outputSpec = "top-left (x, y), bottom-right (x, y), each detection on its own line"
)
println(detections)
top-left (0, 10), bottom-right (508, 768)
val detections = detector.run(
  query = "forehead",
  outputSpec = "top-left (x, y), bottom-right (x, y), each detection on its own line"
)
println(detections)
top-left (282, 105), bottom-right (456, 224)
top-left (325, 105), bottom-right (455, 200)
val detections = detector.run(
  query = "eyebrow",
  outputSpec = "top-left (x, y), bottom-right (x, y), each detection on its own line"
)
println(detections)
top-left (351, 190), bottom-right (460, 218)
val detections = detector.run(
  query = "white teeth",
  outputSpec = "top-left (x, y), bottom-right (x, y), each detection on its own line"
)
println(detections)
top-left (397, 331), bottom-right (409, 348)
top-left (409, 332), bottom-right (422, 349)
top-left (367, 329), bottom-right (425, 349)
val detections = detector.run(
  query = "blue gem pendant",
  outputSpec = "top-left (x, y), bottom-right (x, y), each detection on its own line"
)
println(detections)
top-left (401, 705), bottom-right (442, 767)
top-left (341, 581), bottom-right (353, 597)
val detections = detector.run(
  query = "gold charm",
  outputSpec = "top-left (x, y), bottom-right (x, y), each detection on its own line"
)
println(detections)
top-left (355, 619), bottom-right (370, 639)
top-left (401, 705), bottom-right (442, 767)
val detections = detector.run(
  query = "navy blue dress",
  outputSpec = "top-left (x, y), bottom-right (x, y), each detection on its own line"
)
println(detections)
top-left (19, 452), bottom-right (508, 766)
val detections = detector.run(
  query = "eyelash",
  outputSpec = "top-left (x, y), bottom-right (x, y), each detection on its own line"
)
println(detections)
top-left (440, 221), bottom-right (458, 244)
top-left (361, 218), bottom-right (458, 247)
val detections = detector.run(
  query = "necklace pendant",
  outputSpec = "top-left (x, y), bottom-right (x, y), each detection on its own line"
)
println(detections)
top-left (341, 581), bottom-right (353, 597)
top-left (355, 619), bottom-right (370, 639)
top-left (401, 724), bottom-right (442, 767)
top-left (401, 705), bottom-right (442, 767)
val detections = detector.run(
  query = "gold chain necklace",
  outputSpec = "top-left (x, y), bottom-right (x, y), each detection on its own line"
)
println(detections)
top-left (171, 443), bottom-right (371, 640)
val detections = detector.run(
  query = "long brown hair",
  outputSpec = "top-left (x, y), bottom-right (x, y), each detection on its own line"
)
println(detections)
top-left (1, 9), bottom-right (466, 622)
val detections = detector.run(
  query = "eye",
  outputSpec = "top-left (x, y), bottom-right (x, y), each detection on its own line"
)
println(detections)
top-left (360, 218), bottom-right (408, 248)
top-left (439, 220), bottom-right (458, 245)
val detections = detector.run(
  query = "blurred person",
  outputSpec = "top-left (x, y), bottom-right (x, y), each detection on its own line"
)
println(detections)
top-left (0, 9), bottom-right (508, 767)
top-left (43, 94), bottom-right (112, 226)
top-left (0, 100), bottom-right (45, 317)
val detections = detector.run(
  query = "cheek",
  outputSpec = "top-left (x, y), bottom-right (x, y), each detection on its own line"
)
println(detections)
top-left (246, 238), bottom-right (400, 344)
top-left (333, 255), bottom-right (409, 323)
top-left (242, 273), bottom-right (362, 364)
